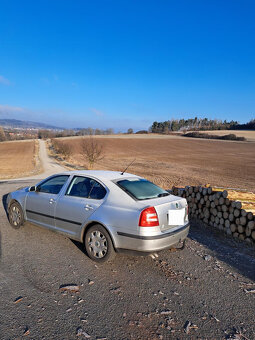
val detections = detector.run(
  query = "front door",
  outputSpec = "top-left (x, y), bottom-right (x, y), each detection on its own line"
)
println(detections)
top-left (25, 175), bottom-right (70, 229)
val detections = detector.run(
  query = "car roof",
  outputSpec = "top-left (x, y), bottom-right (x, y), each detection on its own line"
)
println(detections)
top-left (57, 170), bottom-right (141, 181)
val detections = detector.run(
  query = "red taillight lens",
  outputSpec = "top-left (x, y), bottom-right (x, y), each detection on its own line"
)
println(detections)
top-left (139, 207), bottom-right (159, 227)
top-left (185, 205), bottom-right (189, 221)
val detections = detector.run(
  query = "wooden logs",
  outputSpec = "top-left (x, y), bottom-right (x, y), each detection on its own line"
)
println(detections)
top-left (237, 225), bottom-right (245, 234)
top-left (172, 184), bottom-right (255, 245)
top-left (230, 224), bottom-right (237, 232)
top-left (247, 212), bottom-right (253, 220)
top-left (223, 212), bottom-right (228, 219)
top-left (240, 216), bottom-right (247, 226)
top-left (252, 231), bottom-right (255, 240)
top-left (235, 201), bottom-right (242, 209)
top-left (247, 220), bottom-right (255, 229)
top-left (229, 213), bottom-right (234, 222)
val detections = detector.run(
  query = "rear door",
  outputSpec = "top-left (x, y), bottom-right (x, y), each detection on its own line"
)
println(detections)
top-left (25, 175), bottom-right (69, 229)
top-left (54, 176), bottom-right (107, 239)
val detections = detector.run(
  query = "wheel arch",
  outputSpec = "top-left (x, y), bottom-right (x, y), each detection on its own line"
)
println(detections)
top-left (81, 221), bottom-right (116, 249)
top-left (8, 199), bottom-right (27, 219)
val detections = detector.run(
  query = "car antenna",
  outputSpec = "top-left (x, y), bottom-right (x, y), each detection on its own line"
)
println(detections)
top-left (121, 159), bottom-right (136, 175)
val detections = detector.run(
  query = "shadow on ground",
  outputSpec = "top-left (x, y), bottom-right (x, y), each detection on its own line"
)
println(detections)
top-left (189, 219), bottom-right (255, 281)
top-left (2, 193), bottom-right (8, 215)
top-left (1, 194), bottom-right (9, 261)
top-left (71, 239), bottom-right (87, 255)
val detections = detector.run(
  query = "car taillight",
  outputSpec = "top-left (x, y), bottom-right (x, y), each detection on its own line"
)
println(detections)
top-left (185, 205), bottom-right (189, 221)
top-left (139, 207), bottom-right (159, 227)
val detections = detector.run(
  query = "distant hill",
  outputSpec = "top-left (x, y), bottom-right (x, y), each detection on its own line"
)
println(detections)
top-left (0, 119), bottom-right (63, 130)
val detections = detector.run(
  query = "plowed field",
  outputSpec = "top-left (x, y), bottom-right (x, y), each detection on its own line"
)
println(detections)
top-left (0, 140), bottom-right (36, 179)
top-left (58, 136), bottom-right (255, 191)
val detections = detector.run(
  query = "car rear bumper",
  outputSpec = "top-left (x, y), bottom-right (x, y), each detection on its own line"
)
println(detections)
top-left (116, 223), bottom-right (190, 252)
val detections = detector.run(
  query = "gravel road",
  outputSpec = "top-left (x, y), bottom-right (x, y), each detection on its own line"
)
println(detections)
top-left (0, 179), bottom-right (255, 340)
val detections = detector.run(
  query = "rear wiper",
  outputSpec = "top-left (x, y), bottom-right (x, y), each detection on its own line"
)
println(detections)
top-left (158, 193), bottom-right (170, 197)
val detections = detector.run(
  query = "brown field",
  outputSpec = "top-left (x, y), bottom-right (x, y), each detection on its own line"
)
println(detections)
top-left (57, 136), bottom-right (255, 192)
top-left (0, 140), bottom-right (36, 179)
top-left (193, 130), bottom-right (255, 142)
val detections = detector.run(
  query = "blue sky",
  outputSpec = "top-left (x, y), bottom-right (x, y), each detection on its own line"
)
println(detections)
top-left (0, 0), bottom-right (254, 131)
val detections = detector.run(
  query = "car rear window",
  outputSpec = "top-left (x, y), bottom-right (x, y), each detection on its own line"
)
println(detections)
top-left (116, 178), bottom-right (169, 200)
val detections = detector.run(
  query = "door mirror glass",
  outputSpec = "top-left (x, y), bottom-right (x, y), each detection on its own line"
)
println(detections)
top-left (29, 186), bottom-right (36, 192)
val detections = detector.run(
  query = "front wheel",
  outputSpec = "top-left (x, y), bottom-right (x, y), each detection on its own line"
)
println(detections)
top-left (84, 224), bottom-right (115, 262)
top-left (8, 202), bottom-right (24, 229)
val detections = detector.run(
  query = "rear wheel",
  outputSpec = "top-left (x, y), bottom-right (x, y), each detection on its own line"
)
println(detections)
top-left (8, 202), bottom-right (24, 229)
top-left (84, 224), bottom-right (115, 262)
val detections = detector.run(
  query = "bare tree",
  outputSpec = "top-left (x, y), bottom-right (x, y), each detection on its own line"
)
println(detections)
top-left (80, 136), bottom-right (104, 169)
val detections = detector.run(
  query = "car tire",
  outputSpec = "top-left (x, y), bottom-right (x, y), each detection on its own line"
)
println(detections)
top-left (8, 201), bottom-right (24, 229)
top-left (84, 224), bottom-right (115, 262)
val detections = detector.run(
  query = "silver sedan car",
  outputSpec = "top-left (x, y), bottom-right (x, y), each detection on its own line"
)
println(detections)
top-left (7, 170), bottom-right (189, 262)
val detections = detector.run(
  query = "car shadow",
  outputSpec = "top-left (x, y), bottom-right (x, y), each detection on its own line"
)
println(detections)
top-left (189, 219), bottom-right (255, 281)
top-left (0, 230), bottom-right (1, 260)
top-left (0, 194), bottom-right (9, 261)
top-left (70, 239), bottom-right (88, 256)
top-left (2, 193), bottom-right (9, 216)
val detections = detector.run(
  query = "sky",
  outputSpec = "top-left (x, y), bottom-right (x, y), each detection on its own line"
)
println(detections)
top-left (0, 0), bottom-right (254, 131)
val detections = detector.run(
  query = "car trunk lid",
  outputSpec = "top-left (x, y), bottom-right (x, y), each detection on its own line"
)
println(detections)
top-left (137, 195), bottom-right (188, 231)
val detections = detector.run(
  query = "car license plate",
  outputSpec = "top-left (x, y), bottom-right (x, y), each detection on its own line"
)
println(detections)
top-left (168, 208), bottom-right (185, 225)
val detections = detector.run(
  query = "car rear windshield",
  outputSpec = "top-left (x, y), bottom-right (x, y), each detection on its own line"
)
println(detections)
top-left (116, 178), bottom-right (169, 200)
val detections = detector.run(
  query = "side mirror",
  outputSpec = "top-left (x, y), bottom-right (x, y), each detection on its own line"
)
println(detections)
top-left (29, 186), bottom-right (37, 192)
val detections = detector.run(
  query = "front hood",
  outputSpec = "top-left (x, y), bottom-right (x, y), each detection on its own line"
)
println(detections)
top-left (16, 186), bottom-right (29, 193)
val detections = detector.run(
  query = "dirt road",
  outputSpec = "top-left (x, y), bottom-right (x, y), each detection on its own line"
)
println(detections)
top-left (0, 180), bottom-right (255, 339)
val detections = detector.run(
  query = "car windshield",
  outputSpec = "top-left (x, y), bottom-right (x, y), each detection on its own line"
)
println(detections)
top-left (116, 178), bottom-right (169, 200)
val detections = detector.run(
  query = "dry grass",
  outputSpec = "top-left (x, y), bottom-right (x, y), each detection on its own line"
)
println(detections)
top-left (0, 140), bottom-right (36, 179)
top-left (55, 136), bottom-right (255, 192)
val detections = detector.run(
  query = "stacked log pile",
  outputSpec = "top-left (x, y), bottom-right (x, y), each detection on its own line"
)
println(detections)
top-left (172, 186), bottom-right (255, 245)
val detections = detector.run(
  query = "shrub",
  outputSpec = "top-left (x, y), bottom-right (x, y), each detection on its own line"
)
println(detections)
top-left (51, 139), bottom-right (72, 158)
top-left (183, 132), bottom-right (246, 141)
top-left (135, 130), bottom-right (148, 134)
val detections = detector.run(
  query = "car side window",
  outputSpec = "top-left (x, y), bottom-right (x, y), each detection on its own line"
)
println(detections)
top-left (89, 179), bottom-right (107, 199)
top-left (37, 175), bottom-right (69, 195)
top-left (66, 176), bottom-right (107, 200)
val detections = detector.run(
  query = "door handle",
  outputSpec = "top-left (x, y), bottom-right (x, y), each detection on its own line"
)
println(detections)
top-left (85, 204), bottom-right (94, 210)
top-left (49, 198), bottom-right (56, 204)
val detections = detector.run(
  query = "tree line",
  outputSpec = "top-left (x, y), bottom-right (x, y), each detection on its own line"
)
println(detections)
top-left (38, 127), bottom-right (115, 139)
top-left (150, 118), bottom-right (255, 133)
